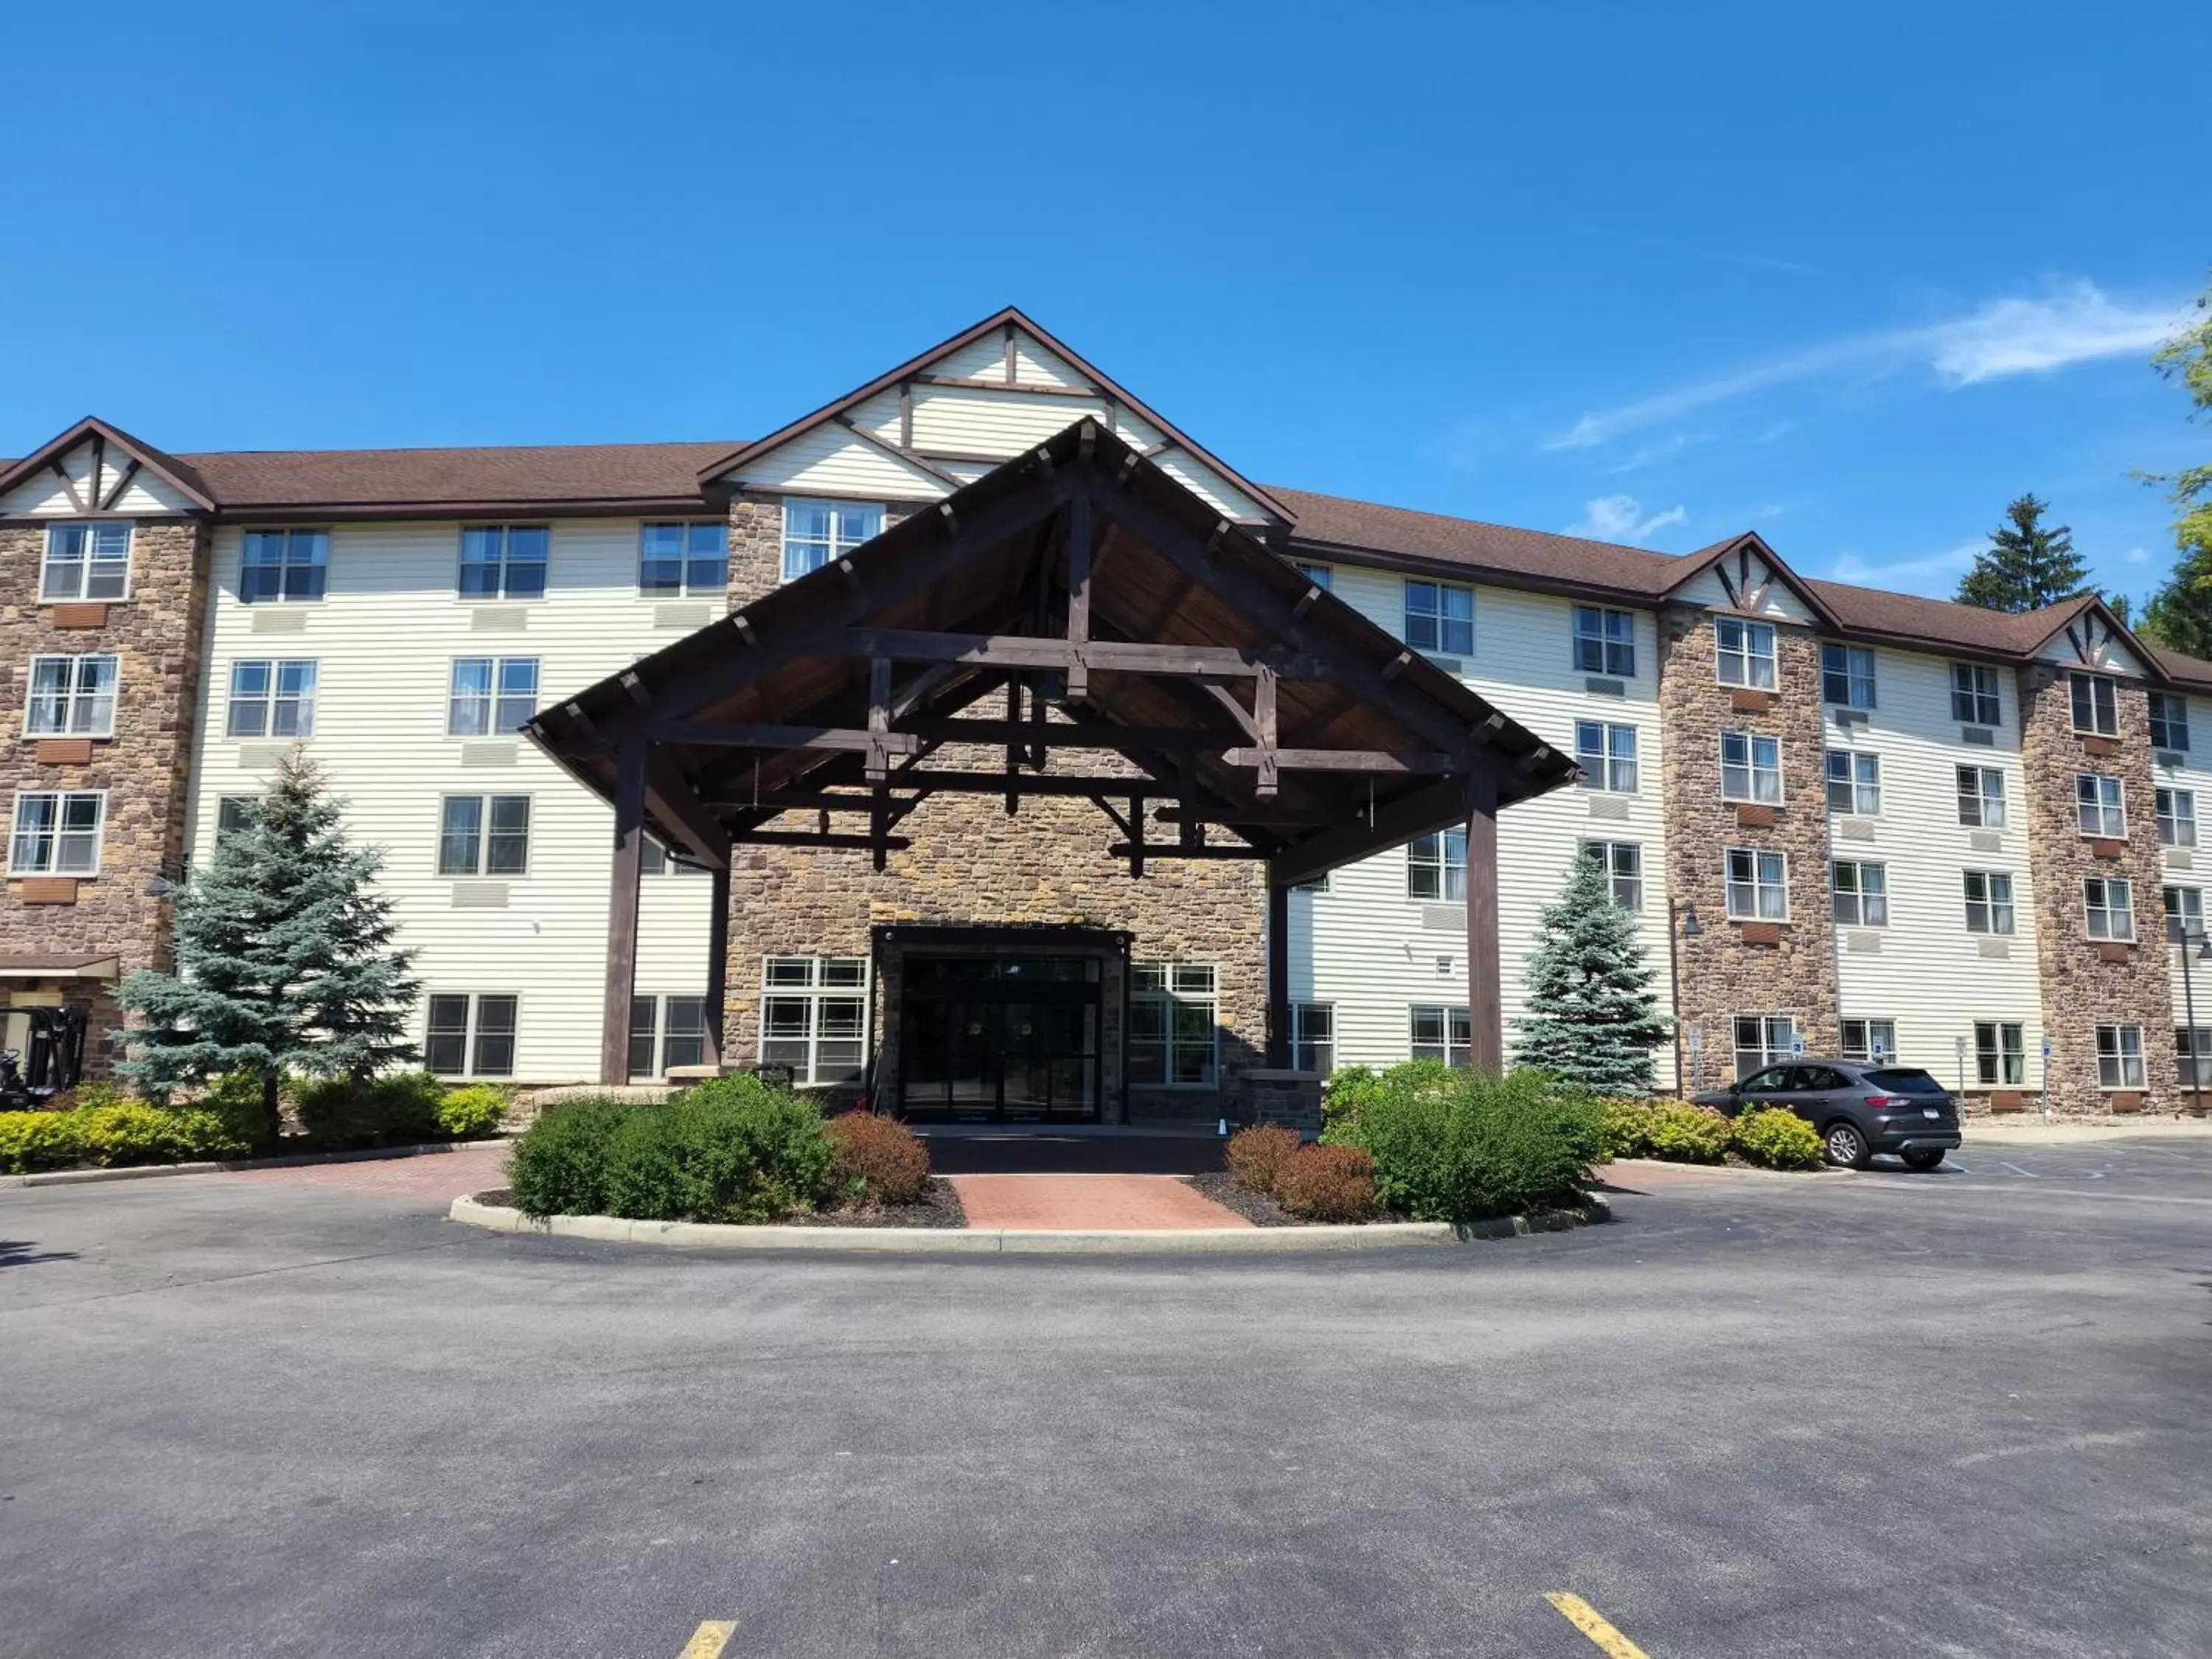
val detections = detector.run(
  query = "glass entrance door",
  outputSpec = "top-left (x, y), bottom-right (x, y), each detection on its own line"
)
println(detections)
top-left (897, 956), bottom-right (1102, 1121)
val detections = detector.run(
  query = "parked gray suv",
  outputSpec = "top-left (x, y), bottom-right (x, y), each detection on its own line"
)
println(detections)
top-left (1694, 1060), bottom-right (1962, 1169)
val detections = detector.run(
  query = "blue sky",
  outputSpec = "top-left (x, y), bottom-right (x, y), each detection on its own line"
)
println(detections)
top-left (5, 1), bottom-right (2205, 602)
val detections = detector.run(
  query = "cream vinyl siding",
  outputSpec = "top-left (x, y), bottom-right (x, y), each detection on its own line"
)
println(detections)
top-left (730, 425), bottom-right (945, 501)
top-left (1295, 564), bottom-right (1675, 1072)
top-left (185, 518), bottom-right (715, 1082)
top-left (1823, 648), bottom-right (2045, 1082)
top-left (2157, 734), bottom-right (2212, 1028)
top-left (1671, 564), bottom-right (1814, 623)
top-left (2030, 628), bottom-right (2146, 678)
top-left (0, 437), bottom-right (195, 517)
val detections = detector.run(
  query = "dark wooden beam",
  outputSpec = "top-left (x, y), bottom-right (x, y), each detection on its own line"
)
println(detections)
top-left (1222, 745), bottom-right (1458, 774)
top-left (704, 863), bottom-right (730, 1069)
top-left (599, 737), bottom-right (647, 1085)
top-left (1105, 843), bottom-right (1270, 861)
top-left (833, 414), bottom-right (965, 490)
top-left (911, 372), bottom-right (1105, 398)
top-left (1267, 879), bottom-right (1291, 1067)
top-left (728, 830), bottom-right (914, 852)
top-left (643, 747), bottom-right (731, 870)
top-left (1266, 768), bottom-right (1508, 891)
top-left (98, 458), bottom-right (142, 512)
top-left (1253, 666), bottom-right (1279, 800)
top-left (843, 627), bottom-right (1326, 680)
top-left (646, 722), bottom-right (924, 756)
top-left (1065, 490), bottom-right (1093, 701)
top-left (866, 655), bottom-right (893, 782)
top-left (1466, 773), bottom-right (1503, 1074)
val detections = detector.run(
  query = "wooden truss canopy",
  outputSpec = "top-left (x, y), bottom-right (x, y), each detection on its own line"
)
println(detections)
top-left (529, 417), bottom-right (1579, 1083)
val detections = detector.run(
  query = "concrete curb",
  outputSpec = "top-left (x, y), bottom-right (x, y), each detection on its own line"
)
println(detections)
top-left (447, 1192), bottom-right (1609, 1255)
top-left (6, 1138), bottom-right (512, 1189)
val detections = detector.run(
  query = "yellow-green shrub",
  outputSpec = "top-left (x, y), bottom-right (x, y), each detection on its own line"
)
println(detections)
top-left (1597, 1099), bottom-right (1655, 1161)
top-left (0, 1102), bottom-right (251, 1172)
top-left (1732, 1107), bottom-right (1824, 1170)
top-left (437, 1085), bottom-right (510, 1139)
top-left (1640, 1102), bottom-right (1733, 1164)
top-left (0, 1111), bottom-right (81, 1173)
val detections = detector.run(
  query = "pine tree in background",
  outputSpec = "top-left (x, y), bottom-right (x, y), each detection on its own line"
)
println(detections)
top-left (1511, 853), bottom-right (1673, 1098)
top-left (2136, 277), bottom-right (2212, 658)
top-left (120, 749), bottom-right (418, 1143)
top-left (1955, 494), bottom-right (2093, 613)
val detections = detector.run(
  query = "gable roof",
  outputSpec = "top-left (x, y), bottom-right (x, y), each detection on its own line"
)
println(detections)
top-left (694, 306), bottom-right (1294, 524)
top-left (0, 417), bottom-right (218, 513)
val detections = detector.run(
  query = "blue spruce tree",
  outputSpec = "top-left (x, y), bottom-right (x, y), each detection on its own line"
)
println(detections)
top-left (120, 749), bottom-right (419, 1144)
top-left (1511, 852), bottom-right (1672, 1097)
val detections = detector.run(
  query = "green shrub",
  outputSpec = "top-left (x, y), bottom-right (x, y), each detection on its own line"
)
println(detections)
top-left (437, 1085), bottom-right (510, 1140)
top-left (0, 1111), bottom-right (80, 1173)
top-left (201, 1072), bottom-right (285, 1153)
top-left (1732, 1106), bottom-right (1824, 1170)
top-left (0, 1102), bottom-right (251, 1172)
top-left (1225, 1124), bottom-right (1302, 1192)
top-left (508, 1076), bottom-right (839, 1223)
top-left (826, 1111), bottom-right (931, 1206)
top-left (1320, 1062), bottom-right (1604, 1224)
top-left (1641, 1102), bottom-right (1733, 1164)
top-left (297, 1071), bottom-right (445, 1150)
top-left (64, 1080), bottom-right (128, 1111)
top-left (1273, 1143), bottom-right (1377, 1222)
top-left (1598, 1098), bottom-right (1655, 1161)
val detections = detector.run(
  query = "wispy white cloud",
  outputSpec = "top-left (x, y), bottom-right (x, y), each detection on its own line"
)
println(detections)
top-left (2125, 546), bottom-right (2154, 566)
top-left (1820, 538), bottom-right (1984, 597)
top-left (1569, 495), bottom-right (1688, 543)
top-left (1605, 431), bottom-right (1703, 474)
top-left (1545, 281), bottom-right (2185, 451)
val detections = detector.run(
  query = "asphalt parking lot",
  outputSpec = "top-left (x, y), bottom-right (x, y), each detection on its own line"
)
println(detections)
top-left (3, 1139), bottom-right (2208, 1658)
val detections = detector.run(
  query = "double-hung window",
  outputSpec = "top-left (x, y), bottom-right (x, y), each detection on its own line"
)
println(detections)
top-left (1409, 1005), bottom-right (1472, 1068)
top-left (8, 791), bottom-right (104, 875)
top-left (227, 660), bottom-right (316, 738)
top-left (425, 993), bottom-right (518, 1078)
top-left (1839, 1019), bottom-right (1897, 1063)
top-left (1831, 860), bottom-right (1888, 927)
top-left (2166, 885), bottom-right (2204, 946)
top-left (41, 524), bottom-right (131, 601)
top-left (2076, 773), bottom-right (2126, 838)
top-left (1963, 871), bottom-right (2015, 935)
top-left (639, 522), bottom-right (728, 596)
top-left (24, 655), bottom-right (117, 738)
top-left (438, 796), bottom-right (531, 877)
top-left (628, 995), bottom-right (709, 1079)
top-left (240, 529), bottom-right (329, 602)
top-left (1733, 1015), bottom-right (1798, 1079)
top-left (448, 658), bottom-right (539, 737)
top-left (1820, 643), bottom-right (1877, 708)
top-left (1290, 1003), bottom-right (1335, 1074)
top-left (2070, 671), bottom-right (2118, 737)
top-left (2096, 1024), bottom-right (2146, 1089)
top-left (759, 957), bottom-right (868, 1085)
top-left (2159, 787), bottom-right (2198, 848)
top-left (1403, 580), bottom-right (1474, 657)
top-left (1408, 829), bottom-right (1467, 901)
top-left (782, 501), bottom-right (882, 581)
top-left (1572, 606), bottom-right (1635, 676)
top-left (1579, 840), bottom-right (1643, 909)
top-left (1130, 964), bottom-right (1218, 1087)
top-left (1714, 618), bottom-right (1776, 689)
top-left (1825, 749), bottom-right (1879, 815)
top-left (2151, 692), bottom-right (2191, 752)
top-left (1720, 732), bottom-right (1782, 803)
top-left (1574, 721), bottom-right (1638, 792)
top-left (2084, 876), bottom-right (2135, 941)
top-left (1975, 1022), bottom-right (2026, 1086)
top-left (459, 526), bottom-right (549, 599)
top-left (1957, 765), bottom-right (2006, 828)
top-left (1950, 663), bottom-right (2003, 726)
top-left (1725, 847), bottom-right (1788, 919)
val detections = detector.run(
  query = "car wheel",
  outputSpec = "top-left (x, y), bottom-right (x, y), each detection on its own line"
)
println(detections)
top-left (1899, 1147), bottom-right (1946, 1171)
top-left (1822, 1120), bottom-right (1873, 1169)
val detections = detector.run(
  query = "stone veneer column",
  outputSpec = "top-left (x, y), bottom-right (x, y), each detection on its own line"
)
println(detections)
top-left (0, 518), bottom-right (212, 1077)
top-left (1657, 605), bottom-right (1838, 1086)
top-left (2017, 667), bottom-right (2176, 1114)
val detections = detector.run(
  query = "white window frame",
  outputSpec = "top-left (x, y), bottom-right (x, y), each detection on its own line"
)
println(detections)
top-left (1975, 1021), bottom-right (2026, 1086)
top-left (758, 956), bottom-right (870, 1085)
top-left (2096, 1023), bottom-right (2146, 1090)
top-left (2166, 885), bottom-right (2204, 947)
top-left (1733, 1014), bottom-right (1798, 1080)
top-left (1579, 840), bottom-right (1644, 910)
top-left (1831, 860), bottom-right (1888, 928)
top-left (1572, 606), bottom-right (1636, 677)
top-left (781, 500), bottom-right (883, 582)
top-left (239, 528), bottom-right (330, 604)
top-left (1130, 963), bottom-right (1220, 1088)
top-left (425, 992), bottom-right (520, 1079)
top-left (2178, 1027), bottom-right (2212, 1089)
top-left (1403, 579), bottom-right (1474, 658)
top-left (2151, 692), bottom-right (2191, 751)
top-left (1825, 748), bottom-right (1879, 815)
top-left (437, 794), bottom-right (532, 877)
top-left (2076, 773), bottom-right (2126, 839)
top-left (1408, 829), bottom-right (1467, 901)
top-left (2159, 786), bottom-right (2198, 849)
top-left (1725, 846), bottom-right (1789, 920)
top-left (1839, 1018), bottom-right (1896, 1062)
top-left (23, 654), bottom-right (119, 738)
top-left (1820, 642), bottom-right (1877, 709)
top-left (1714, 617), bottom-right (1776, 689)
top-left (1574, 721), bottom-right (1638, 792)
top-left (458, 525), bottom-right (549, 601)
top-left (1719, 731), bottom-right (1783, 804)
top-left (40, 522), bottom-right (132, 602)
top-left (639, 521), bottom-right (729, 597)
top-left (7, 789), bottom-right (106, 876)
top-left (1950, 662), bottom-right (2002, 726)
top-left (1290, 1002), bottom-right (1334, 1074)
top-left (226, 659), bottom-right (317, 740)
top-left (1963, 870), bottom-right (2015, 936)
top-left (2070, 671), bottom-right (2118, 737)
top-left (2084, 876), bottom-right (2135, 942)
top-left (1957, 765), bottom-right (2006, 828)
top-left (629, 992), bottom-right (711, 1079)
top-left (1409, 1004), bottom-right (1472, 1068)
top-left (448, 657), bottom-right (540, 737)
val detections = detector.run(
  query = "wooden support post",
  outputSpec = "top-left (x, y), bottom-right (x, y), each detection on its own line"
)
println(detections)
top-left (1254, 664), bottom-right (1279, 800)
top-left (1065, 492), bottom-right (1092, 702)
top-left (704, 862), bottom-right (731, 1069)
top-left (866, 655), bottom-right (891, 782)
top-left (1465, 773), bottom-right (1503, 1074)
top-left (600, 737), bottom-right (647, 1085)
top-left (1267, 877), bottom-right (1291, 1067)
top-left (1129, 793), bottom-right (1145, 878)
top-left (1005, 678), bottom-right (1022, 816)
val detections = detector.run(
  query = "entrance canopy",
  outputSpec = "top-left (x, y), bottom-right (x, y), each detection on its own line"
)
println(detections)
top-left (528, 417), bottom-right (1577, 1082)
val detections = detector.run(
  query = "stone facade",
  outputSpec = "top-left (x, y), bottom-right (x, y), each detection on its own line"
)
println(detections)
top-left (2017, 667), bottom-right (2177, 1114)
top-left (1657, 605), bottom-right (1838, 1087)
top-left (0, 518), bottom-right (212, 1072)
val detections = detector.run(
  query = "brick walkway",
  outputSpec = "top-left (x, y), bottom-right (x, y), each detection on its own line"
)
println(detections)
top-left (223, 1144), bottom-right (511, 1203)
top-left (948, 1174), bottom-right (1251, 1231)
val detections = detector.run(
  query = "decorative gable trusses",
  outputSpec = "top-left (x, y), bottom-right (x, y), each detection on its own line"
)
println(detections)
top-left (1660, 532), bottom-right (1840, 629)
top-left (2031, 597), bottom-right (2153, 680)
top-left (0, 417), bottom-right (216, 518)
top-left (695, 307), bottom-right (1290, 527)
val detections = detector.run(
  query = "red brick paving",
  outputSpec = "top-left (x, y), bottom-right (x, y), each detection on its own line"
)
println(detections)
top-left (223, 1144), bottom-right (511, 1203)
top-left (948, 1174), bottom-right (1251, 1230)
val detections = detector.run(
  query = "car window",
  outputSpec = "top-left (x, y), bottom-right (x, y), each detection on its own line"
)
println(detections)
top-left (1740, 1067), bottom-right (1792, 1094)
top-left (1800, 1066), bottom-right (1849, 1091)
top-left (1865, 1068), bottom-right (1946, 1096)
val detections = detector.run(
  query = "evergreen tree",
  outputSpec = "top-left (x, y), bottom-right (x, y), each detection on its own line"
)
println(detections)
top-left (1511, 853), bottom-right (1673, 1097)
top-left (120, 749), bottom-right (418, 1142)
top-left (2136, 278), bottom-right (2212, 658)
top-left (1955, 494), bottom-right (2092, 613)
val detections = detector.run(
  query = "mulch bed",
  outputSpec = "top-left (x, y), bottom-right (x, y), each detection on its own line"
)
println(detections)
top-left (1187, 1169), bottom-right (1368, 1227)
top-left (472, 1178), bottom-right (967, 1229)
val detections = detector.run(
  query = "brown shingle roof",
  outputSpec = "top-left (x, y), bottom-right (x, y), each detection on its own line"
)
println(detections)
top-left (1270, 485), bottom-right (1682, 594)
top-left (175, 440), bottom-right (738, 510)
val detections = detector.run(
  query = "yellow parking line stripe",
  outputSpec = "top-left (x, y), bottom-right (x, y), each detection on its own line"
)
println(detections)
top-left (1545, 1592), bottom-right (1650, 1658)
top-left (678, 1620), bottom-right (737, 1659)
